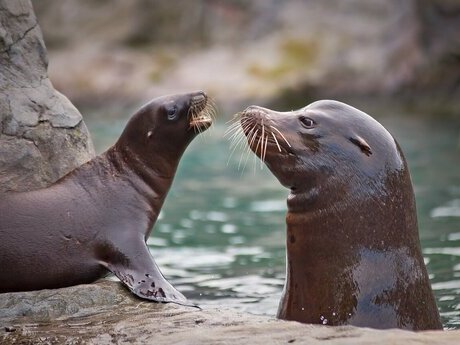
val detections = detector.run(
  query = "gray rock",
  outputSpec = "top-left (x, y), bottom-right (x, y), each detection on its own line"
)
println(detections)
top-left (0, 0), bottom-right (95, 193)
top-left (0, 280), bottom-right (459, 345)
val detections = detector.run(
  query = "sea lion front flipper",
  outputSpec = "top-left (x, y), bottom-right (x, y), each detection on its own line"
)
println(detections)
top-left (103, 241), bottom-right (198, 308)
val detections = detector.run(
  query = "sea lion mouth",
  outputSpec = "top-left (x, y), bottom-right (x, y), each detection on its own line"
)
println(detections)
top-left (188, 94), bottom-right (216, 132)
top-left (225, 106), bottom-right (295, 172)
top-left (238, 108), bottom-right (293, 158)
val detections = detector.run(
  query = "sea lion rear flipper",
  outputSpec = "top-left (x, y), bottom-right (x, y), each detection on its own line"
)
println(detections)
top-left (104, 242), bottom-right (198, 308)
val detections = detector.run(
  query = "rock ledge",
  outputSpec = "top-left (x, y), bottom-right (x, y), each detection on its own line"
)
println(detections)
top-left (0, 280), bottom-right (458, 345)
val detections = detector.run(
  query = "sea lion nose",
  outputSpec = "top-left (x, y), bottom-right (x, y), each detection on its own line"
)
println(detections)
top-left (245, 105), bottom-right (261, 112)
top-left (243, 105), bottom-right (269, 119)
top-left (191, 91), bottom-right (206, 103)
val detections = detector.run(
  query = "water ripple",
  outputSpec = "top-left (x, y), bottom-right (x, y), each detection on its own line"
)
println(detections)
top-left (430, 199), bottom-right (460, 218)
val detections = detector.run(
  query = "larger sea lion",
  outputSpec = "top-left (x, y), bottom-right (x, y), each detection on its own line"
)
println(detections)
top-left (231, 100), bottom-right (442, 330)
top-left (0, 91), bottom-right (214, 306)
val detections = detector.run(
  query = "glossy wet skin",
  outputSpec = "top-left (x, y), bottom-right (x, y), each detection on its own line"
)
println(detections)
top-left (0, 91), bottom-right (213, 307)
top-left (238, 100), bottom-right (442, 330)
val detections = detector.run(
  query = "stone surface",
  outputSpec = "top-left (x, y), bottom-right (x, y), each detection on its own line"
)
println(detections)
top-left (0, 280), bottom-right (459, 345)
top-left (0, 0), bottom-right (95, 193)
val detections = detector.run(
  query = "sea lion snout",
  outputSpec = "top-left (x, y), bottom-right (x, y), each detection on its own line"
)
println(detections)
top-left (244, 105), bottom-right (266, 113)
top-left (238, 106), bottom-right (275, 138)
top-left (188, 91), bottom-right (215, 131)
top-left (190, 90), bottom-right (207, 104)
top-left (241, 105), bottom-right (272, 120)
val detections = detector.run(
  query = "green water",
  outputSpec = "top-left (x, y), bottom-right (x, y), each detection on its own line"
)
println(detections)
top-left (86, 105), bottom-right (460, 329)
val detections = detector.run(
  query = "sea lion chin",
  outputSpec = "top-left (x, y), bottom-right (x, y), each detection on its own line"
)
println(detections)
top-left (234, 100), bottom-right (442, 330)
top-left (0, 91), bottom-right (214, 307)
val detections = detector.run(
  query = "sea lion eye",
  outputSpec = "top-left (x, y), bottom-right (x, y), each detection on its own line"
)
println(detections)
top-left (166, 106), bottom-right (178, 120)
top-left (299, 116), bottom-right (315, 128)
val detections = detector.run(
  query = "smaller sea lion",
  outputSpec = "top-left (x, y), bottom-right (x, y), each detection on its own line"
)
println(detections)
top-left (0, 91), bottom-right (215, 306)
top-left (230, 100), bottom-right (442, 330)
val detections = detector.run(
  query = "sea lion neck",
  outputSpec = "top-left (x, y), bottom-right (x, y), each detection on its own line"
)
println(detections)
top-left (105, 145), bottom-right (177, 206)
top-left (286, 173), bottom-right (348, 214)
top-left (113, 140), bottom-right (181, 180)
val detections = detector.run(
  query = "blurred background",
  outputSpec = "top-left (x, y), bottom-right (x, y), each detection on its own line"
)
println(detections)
top-left (33, 0), bottom-right (459, 328)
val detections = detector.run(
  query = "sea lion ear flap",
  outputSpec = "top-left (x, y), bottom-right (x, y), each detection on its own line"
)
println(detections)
top-left (349, 135), bottom-right (372, 156)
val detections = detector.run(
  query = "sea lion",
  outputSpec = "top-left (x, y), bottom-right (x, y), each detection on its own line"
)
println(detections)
top-left (231, 100), bottom-right (442, 330)
top-left (0, 91), bottom-right (214, 306)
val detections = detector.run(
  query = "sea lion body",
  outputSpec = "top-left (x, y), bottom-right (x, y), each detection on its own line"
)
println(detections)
top-left (0, 91), bottom-right (214, 305)
top-left (236, 100), bottom-right (442, 330)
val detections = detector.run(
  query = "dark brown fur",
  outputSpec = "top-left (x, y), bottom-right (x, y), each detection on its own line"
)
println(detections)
top-left (238, 100), bottom-right (442, 330)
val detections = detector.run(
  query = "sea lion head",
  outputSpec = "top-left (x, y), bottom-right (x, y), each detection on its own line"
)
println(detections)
top-left (116, 91), bottom-right (215, 171)
top-left (237, 100), bottom-right (404, 194)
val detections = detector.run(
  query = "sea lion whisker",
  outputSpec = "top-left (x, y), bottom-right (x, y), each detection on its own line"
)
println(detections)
top-left (241, 127), bottom-right (260, 174)
top-left (224, 118), bottom-right (249, 137)
top-left (245, 127), bottom-right (258, 152)
top-left (228, 126), bottom-right (253, 165)
top-left (260, 120), bottom-right (266, 169)
top-left (200, 108), bottom-right (214, 137)
top-left (237, 143), bottom-right (248, 171)
top-left (261, 120), bottom-right (265, 141)
top-left (225, 125), bottom-right (244, 140)
top-left (270, 125), bottom-right (291, 147)
top-left (271, 132), bottom-right (282, 152)
top-left (262, 134), bottom-right (269, 169)
top-left (243, 122), bottom-right (257, 141)
top-left (248, 127), bottom-right (258, 147)
top-left (237, 127), bottom-right (257, 170)
top-left (241, 128), bottom-right (259, 173)
top-left (228, 125), bottom-right (248, 143)
top-left (227, 142), bottom-right (243, 166)
top-left (227, 135), bottom-right (243, 166)
top-left (224, 113), bottom-right (241, 126)
top-left (189, 98), bottom-right (215, 135)
top-left (237, 117), bottom-right (253, 130)
top-left (207, 97), bottom-right (218, 115)
top-left (240, 141), bottom-right (253, 174)
top-left (224, 123), bottom-right (239, 136)
top-left (229, 132), bottom-right (247, 154)
top-left (253, 147), bottom-right (259, 174)
top-left (225, 126), bottom-right (240, 141)
top-left (193, 116), bottom-right (203, 135)
top-left (229, 122), bottom-right (253, 148)
top-left (204, 104), bottom-right (217, 123)
top-left (224, 120), bottom-right (239, 132)
top-left (187, 105), bottom-right (201, 120)
top-left (254, 133), bottom-right (263, 159)
top-left (237, 136), bottom-right (249, 170)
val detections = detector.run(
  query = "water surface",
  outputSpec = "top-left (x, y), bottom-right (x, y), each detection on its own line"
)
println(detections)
top-left (86, 104), bottom-right (460, 329)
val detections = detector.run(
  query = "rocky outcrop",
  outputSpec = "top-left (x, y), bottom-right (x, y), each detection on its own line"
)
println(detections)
top-left (0, 280), bottom-right (459, 345)
top-left (0, 0), bottom-right (95, 193)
